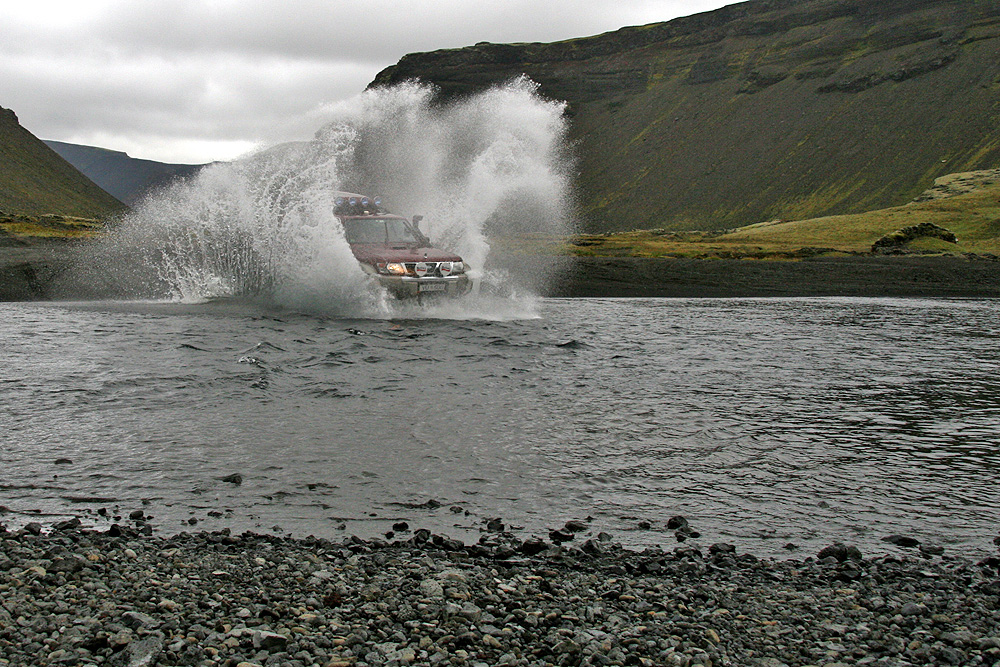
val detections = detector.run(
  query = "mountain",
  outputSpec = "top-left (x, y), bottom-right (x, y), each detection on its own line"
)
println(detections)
top-left (0, 106), bottom-right (124, 218)
top-left (371, 0), bottom-right (1000, 232)
top-left (44, 140), bottom-right (205, 205)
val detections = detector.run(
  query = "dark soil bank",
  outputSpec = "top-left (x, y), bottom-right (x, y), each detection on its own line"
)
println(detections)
top-left (2, 525), bottom-right (1000, 667)
top-left (0, 241), bottom-right (75, 301)
top-left (548, 256), bottom-right (1000, 298)
top-left (4, 243), bottom-right (1000, 301)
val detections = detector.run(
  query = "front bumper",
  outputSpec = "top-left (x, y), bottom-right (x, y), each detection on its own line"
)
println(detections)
top-left (374, 274), bottom-right (472, 299)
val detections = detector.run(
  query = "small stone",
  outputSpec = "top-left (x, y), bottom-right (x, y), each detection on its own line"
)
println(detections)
top-left (221, 473), bottom-right (243, 485)
top-left (107, 637), bottom-right (163, 667)
top-left (252, 630), bottom-right (288, 650)
top-left (122, 611), bottom-right (159, 630)
top-left (419, 579), bottom-right (444, 598)
top-left (156, 598), bottom-right (179, 611)
top-left (899, 602), bottom-right (926, 616)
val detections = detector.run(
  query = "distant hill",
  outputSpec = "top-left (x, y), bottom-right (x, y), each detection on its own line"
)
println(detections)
top-left (371, 0), bottom-right (1000, 232)
top-left (44, 140), bottom-right (205, 205)
top-left (0, 106), bottom-right (124, 218)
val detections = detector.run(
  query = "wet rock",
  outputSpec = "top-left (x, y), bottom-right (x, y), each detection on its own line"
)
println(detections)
top-left (220, 473), bottom-right (243, 485)
top-left (817, 542), bottom-right (862, 562)
top-left (675, 524), bottom-right (701, 541)
top-left (24, 522), bottom-right (42, 535)
top-left (128, 510), bottom-right (145, 521)
top-left (882, 534), bottom-right (920, 548)
top-left (54, 458), bottom-right (73, 465)
top-left (520, 537), bottom-right (548, 555)
top-left (486, 518), bottom-right (505, 532)
top-left (564, 519), bottom-right (589, 532)
top-left (52, 517), bottom-right (81, 531)
top-left (709, 542), bottom-right (737, 555)
top-left (549, 528), bottom-right (574, 543)
top-left (666, 515), bottom-right (688, 530)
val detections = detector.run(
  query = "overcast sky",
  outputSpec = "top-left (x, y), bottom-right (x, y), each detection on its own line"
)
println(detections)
top-left (2, 0), bottom-right (731, 164)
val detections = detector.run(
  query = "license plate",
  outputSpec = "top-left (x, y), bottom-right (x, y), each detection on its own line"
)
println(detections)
top-left (418, 282), bottom-right (447, 293)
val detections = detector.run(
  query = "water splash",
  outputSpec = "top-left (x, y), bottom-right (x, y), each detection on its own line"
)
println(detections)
top-left (73, 78), bottom-right (575, 317)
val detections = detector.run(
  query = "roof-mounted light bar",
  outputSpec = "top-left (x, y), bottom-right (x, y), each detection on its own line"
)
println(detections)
top-left (334, 194), bottom-right (385, 216)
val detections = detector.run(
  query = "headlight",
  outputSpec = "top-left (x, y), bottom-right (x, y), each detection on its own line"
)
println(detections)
top-left (379, 262), bottom-right (406, 275)
top-left (452, 261), bottom-right (465, 274)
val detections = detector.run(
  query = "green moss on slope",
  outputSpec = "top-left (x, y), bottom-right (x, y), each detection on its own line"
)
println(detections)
top-left (0, 106), bottom-right (124, 218)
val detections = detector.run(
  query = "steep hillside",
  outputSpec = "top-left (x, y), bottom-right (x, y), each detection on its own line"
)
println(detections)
top-left (371, 0), bottom-right (1000, 232)
top-left (44, 140), bottom-right (204, 205)
top-left (0, 107), bottom-right (124, 218)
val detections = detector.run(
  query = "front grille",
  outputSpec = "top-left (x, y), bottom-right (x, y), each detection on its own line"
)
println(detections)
top-left (403, 261), bottom-right (449, 277)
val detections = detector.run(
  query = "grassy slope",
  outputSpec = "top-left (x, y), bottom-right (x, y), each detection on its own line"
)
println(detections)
top-left (0, 107), bottom-right (124, 218)
top-left (571, 6), bottom-right (1000, 232)
top-left (372, 0), bottom-right (1000, 234)
top-left (516, 175), bottom-right (1000, 259)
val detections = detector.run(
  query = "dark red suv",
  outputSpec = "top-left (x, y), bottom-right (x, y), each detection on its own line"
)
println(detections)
top-left (335, 193), bottom-right (472, 299)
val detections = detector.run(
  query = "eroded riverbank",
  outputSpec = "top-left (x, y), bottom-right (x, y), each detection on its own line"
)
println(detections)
top-left (2, 524), bottom-right (999, 667)
top-left (4, 242), bottom-right (1000, 300)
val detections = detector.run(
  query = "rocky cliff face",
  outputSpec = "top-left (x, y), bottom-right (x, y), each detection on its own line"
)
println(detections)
top-left (371, 0), bottom-right (1000, 231)
top-left (0, 106), bottom-right (124, 218)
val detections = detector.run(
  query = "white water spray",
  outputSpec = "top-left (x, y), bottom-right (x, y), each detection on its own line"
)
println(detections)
top-left (75, 78), bottom-right (575, 317)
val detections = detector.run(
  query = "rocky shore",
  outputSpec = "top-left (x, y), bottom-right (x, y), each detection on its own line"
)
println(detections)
top-left (2, 521), bottom-right (999, 667)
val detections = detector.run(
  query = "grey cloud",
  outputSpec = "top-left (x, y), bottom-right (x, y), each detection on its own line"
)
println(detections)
top-left (1, 0), bottom-right (728, 162)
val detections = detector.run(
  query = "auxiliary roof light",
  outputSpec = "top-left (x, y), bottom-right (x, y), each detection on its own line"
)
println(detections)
top-left (335, 197), bottom-right (345, 207)
top-left (361, 197), bottom-right (370, 207)
top-left (349, 197), bottom-right (358, 206)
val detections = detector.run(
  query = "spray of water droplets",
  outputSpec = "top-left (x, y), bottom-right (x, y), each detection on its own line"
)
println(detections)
top-left (73, 78), bottom-right (576, 318)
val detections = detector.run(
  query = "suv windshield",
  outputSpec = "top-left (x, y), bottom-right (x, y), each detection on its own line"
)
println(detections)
top-left (342, 217), bottom-right (420, 245)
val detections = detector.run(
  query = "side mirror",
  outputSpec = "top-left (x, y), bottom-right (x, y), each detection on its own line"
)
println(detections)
top-left (412, 215), bottom-right (424, 230)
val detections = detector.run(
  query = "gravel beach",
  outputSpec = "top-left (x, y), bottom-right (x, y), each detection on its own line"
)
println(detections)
top-left (2, 522), bottom-right (999, 667)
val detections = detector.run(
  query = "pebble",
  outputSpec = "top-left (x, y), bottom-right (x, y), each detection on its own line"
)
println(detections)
top-left (1, 525), bottom-right (998, 667)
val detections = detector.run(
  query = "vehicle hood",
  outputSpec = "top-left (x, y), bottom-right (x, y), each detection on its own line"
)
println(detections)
top-left (350, 244), bottom-right (464, 264)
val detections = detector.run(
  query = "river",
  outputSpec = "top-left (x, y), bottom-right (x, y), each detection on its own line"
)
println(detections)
top-left (3, 296), bottom-right (998, 558)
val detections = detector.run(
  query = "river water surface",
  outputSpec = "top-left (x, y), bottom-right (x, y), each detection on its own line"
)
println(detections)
top-left (2, 296), bottom-right (999, 558)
